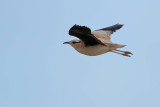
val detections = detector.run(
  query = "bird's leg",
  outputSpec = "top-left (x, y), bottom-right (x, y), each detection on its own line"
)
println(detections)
top-left (114, 49), bottom-right (133, 55)
top-left (110, 50), bottom-right (131, 57)
top-left (115, 49), bottom-right (133, 55)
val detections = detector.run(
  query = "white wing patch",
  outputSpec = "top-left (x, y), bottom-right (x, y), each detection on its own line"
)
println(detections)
top-left (91, 30), bottom-right (113, 44)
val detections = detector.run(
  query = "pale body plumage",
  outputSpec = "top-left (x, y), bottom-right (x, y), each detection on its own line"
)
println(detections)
top-left (64, 24), bottom-right (132, 57)
top-left (71, 43), bottom-right (111, 56)
top-left (68, 33), bottom-right (125, 56)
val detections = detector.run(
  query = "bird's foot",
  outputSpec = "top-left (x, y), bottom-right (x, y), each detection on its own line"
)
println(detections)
top-left (112, 50), bottom-right (133, 57)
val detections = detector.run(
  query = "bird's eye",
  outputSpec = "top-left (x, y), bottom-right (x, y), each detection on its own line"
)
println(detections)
top-left (72, 42), bottom-right (77, 44)
top-left (72, 41), bottom-right (80, 44)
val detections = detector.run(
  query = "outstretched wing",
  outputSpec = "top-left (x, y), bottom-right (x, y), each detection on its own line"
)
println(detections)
top-left (96, 24), bottom-right (123, 32)
top-left (69, 24), bottom-right (105, 46)
top-left (92, 24), bottom-right (123, 43)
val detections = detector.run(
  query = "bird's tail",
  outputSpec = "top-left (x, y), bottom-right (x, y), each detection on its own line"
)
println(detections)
top-left (108, 43), bottom-right (126, 50)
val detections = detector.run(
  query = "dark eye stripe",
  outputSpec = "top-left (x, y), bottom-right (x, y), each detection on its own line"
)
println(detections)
top-left (72, 41), bottom-right (80, 44)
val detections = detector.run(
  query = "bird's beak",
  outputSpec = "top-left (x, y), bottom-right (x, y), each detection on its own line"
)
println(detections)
top-left (63, 41), bottom-right (69, 44)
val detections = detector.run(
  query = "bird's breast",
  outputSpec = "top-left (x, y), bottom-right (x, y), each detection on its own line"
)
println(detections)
top-left (75, 45), bottom-right (110, 56)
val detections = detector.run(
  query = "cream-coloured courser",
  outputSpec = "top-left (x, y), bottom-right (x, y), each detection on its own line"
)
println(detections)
top-left (64, 24), bottom-right (132, 57)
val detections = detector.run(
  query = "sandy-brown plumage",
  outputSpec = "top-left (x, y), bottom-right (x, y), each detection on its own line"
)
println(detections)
top-left (64, 24), bottom-right (132, 57)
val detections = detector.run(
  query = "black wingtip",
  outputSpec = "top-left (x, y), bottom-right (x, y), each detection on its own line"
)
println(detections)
top-left (98, 24), bottom-right (124, 32)
top-left (115, 23), bottom-right (124, 29)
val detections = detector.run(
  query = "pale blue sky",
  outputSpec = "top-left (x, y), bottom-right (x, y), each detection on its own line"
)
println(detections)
top-left (1, 0), bottom-right (160, 107)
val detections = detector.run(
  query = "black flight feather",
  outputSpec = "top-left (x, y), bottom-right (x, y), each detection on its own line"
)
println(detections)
top-left (69, 24), bottom-right (105, 46)
top-left (97, 24), bottom-right (123, 32)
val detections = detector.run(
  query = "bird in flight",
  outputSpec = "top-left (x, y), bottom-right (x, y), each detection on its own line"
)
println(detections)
top-left (63, 24), bottom-right (132, 57)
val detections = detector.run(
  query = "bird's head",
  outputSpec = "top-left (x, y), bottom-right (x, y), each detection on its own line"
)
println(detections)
top-left (63, 40), bottom-right (81, 47)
